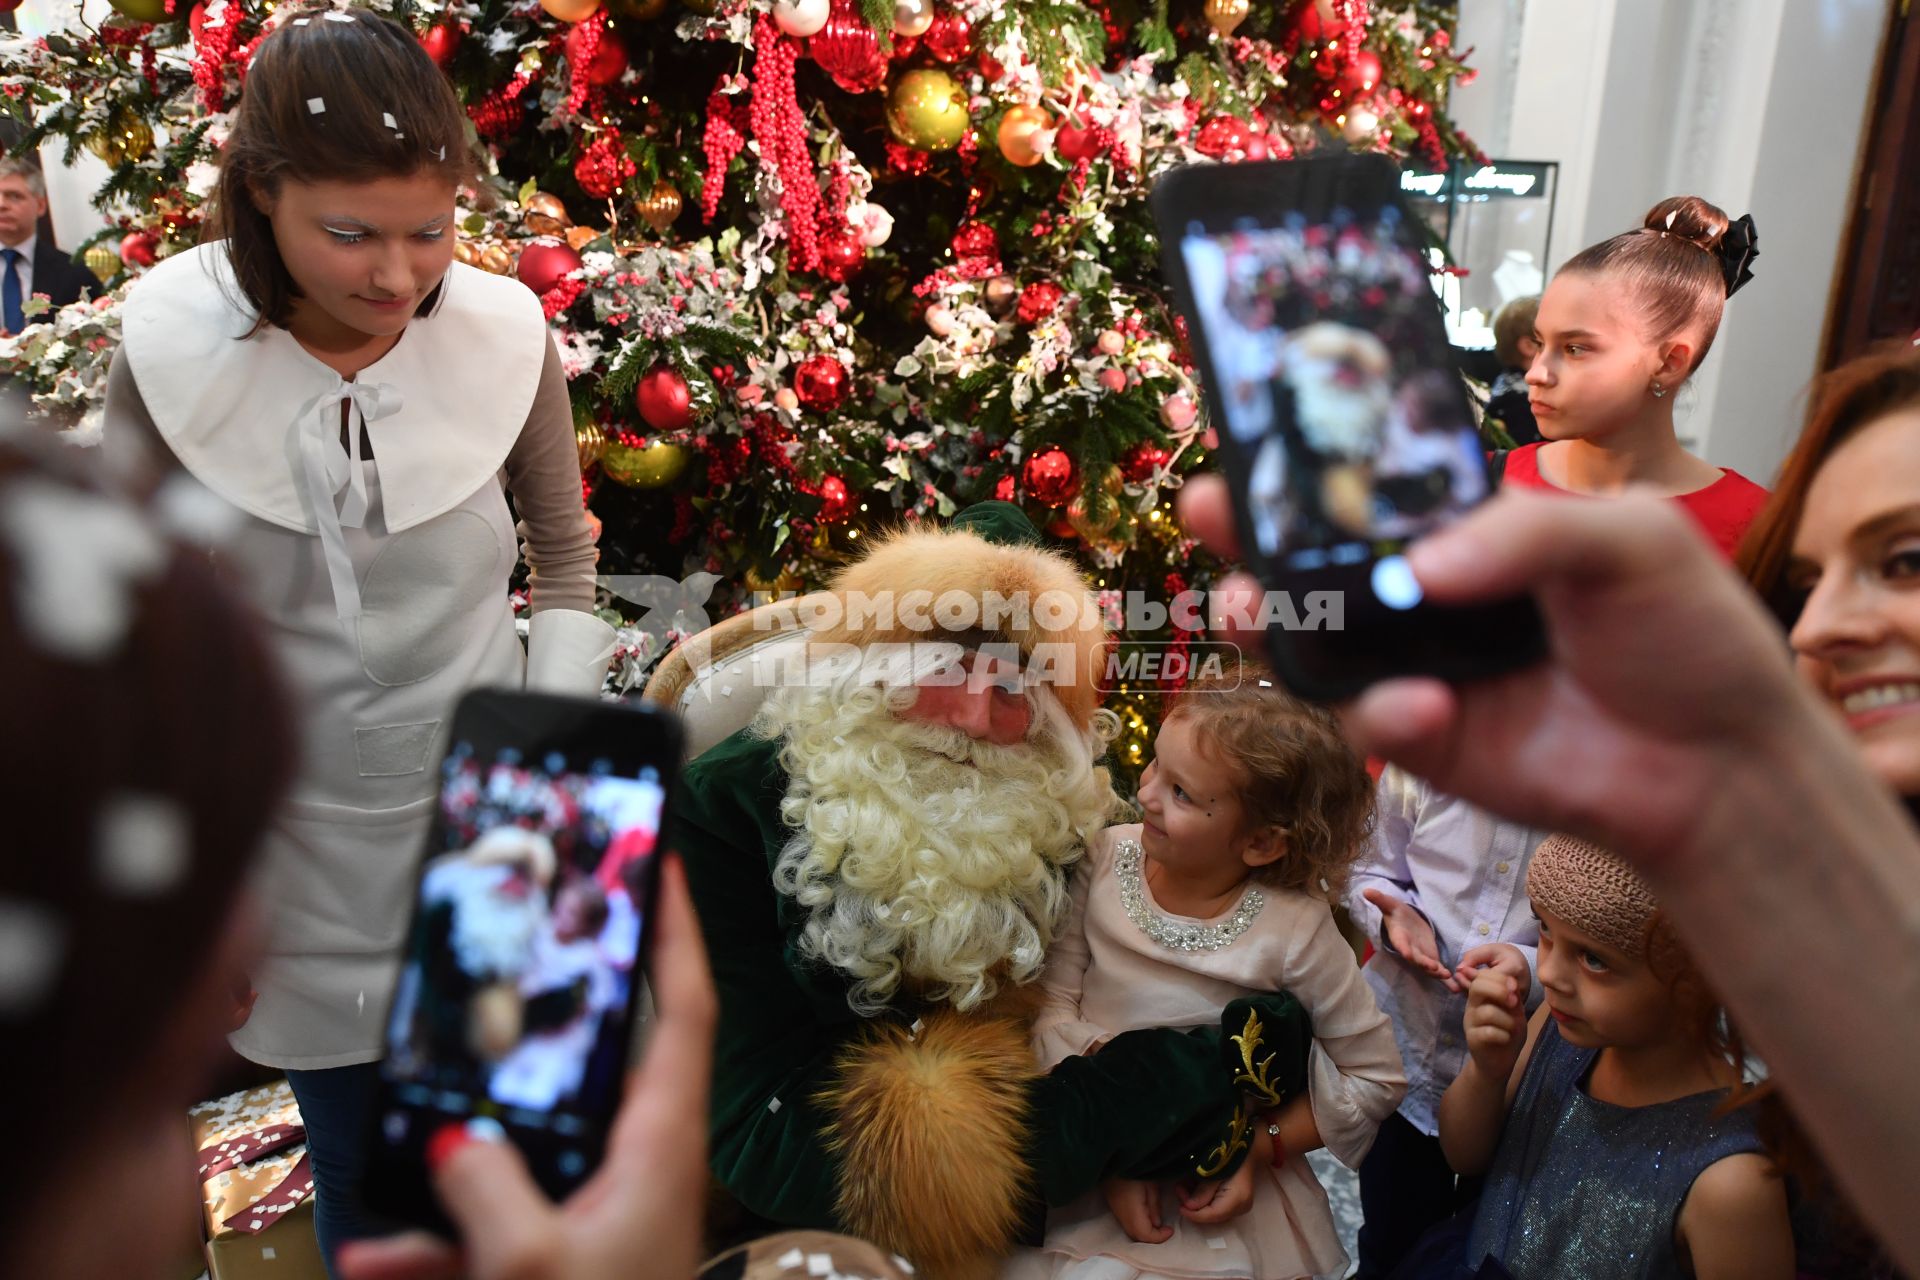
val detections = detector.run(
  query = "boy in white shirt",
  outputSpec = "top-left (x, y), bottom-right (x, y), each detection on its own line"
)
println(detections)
top-left (1343, 764), bottom-right (1547, 1277)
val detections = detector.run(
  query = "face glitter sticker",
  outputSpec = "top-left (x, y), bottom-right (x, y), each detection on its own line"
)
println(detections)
top-left (0, 478), bottom-right (166, 663)
top-left (95, 793), bottom-right (193, 896)
top-left (0, 899), bottom-right (66, 1018)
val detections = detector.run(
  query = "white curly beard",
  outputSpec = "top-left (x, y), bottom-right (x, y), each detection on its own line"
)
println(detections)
top-left (758, 669), bottom-right (1120, 1015)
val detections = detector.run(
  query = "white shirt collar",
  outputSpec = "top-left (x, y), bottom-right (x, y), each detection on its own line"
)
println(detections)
top-left (2, 231), bottom-right (36, 265)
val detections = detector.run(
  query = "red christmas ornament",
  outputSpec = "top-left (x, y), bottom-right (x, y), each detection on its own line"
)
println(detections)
top-left (890, 32), bottom-right (920, 60)
top-left (1194, 114), bottom-right (1249, 158)
top-left (566, 20), bottom-right (628, 85)
top-left (1120, 440), bottom-right (1171, 483)
top-left (1016, 280), bottom-right (1064, 325)
top-left (1339, 48), bottom-right (1382, 95)
top-left (635, 364), bottom-right (694, 432)
top-left (993, 474), bottom-right (1016, 502)
top-left (922, 11), bottom-right (972, 63)
top-left (419, 22), bottom-right (462, 69)
top-left (817, 474), bottom-right (852, 521)
top-left (1022, 446), bottom-right (1078, 507)
top-left (818, 228), bottom-right (867, 282)
top-left (574, 132), bottom-right (637, 199)
top-left (1055, 118), bottom-right (1102, 162)
top-left (1292, 2), bottom-right (1343, 47)
top-left (809, 0), bottom-right (886, 94)
top-left (793, 355), bottom-right (850, 411)
top-left (516, 237), bottom-right (584, 295)
top-left (119, 231), bottom-right (157, 269)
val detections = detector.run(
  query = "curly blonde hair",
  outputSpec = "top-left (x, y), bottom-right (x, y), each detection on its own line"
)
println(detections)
top-left (1161, 665), bottom-right (1375, 899)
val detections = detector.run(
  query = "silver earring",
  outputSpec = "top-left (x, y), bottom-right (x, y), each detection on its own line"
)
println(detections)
top-left (1649, 381), bottom-right (1668, 399)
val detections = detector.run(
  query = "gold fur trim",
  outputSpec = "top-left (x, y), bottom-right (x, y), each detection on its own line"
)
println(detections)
top-left (811, 524), bottom-right (1110, 730)
top-left (819, 1010), bottom-right (1038, 1279)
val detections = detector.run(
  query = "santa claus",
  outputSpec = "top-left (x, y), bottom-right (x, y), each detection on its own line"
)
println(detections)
top-left (672, 503), bottom-right (1309, 1278)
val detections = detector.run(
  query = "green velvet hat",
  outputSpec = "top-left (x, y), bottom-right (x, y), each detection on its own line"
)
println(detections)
top-left (948, 501), bottom-right (1043, 548)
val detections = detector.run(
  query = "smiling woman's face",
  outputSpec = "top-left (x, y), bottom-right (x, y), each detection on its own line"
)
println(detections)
top-left (1787, 407), bottom-right (1920, 795)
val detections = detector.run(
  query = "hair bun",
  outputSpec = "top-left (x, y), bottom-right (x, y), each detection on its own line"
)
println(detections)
top-left (1642, 195), bottom-right (1731, 254)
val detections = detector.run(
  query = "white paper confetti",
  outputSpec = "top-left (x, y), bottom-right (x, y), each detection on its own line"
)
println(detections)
top-left (322, 10), bottom-right (355, 20)
top-left (777, 1250), bottom-right (805, 1270)
top-left (766, 1096), bottom-right (783, 1113)
top-left (0, 479), bottom-right (166, 663)
top-left (94, 792), bottom-right (192, 896)
top-left (1206, 1236), bottom-right (1227, 1249)
top-left (307, 97), bottom-right (326, 115)
top-left (383, 112), bottom-right (398, 129)
top-left (807, 1256), bottom-right (833, 1277)
top-left (0, 899), bottom-right (65, 1017)
top-left (152, 473), bottom-right (243, 548)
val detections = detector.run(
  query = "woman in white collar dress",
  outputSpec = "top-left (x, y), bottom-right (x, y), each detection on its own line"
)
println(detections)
top-left (101, 12), bottom-right (613, 1273)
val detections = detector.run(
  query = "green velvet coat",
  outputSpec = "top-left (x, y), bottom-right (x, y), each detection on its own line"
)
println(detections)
top-left (668, 726), bottom-right (1312, 1233)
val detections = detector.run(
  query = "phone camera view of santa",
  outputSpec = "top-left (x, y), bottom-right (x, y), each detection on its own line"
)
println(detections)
top-left (382, 743), bottom-right (661, 1122)
top-left (1181, 208), bottom-right (1488, 562)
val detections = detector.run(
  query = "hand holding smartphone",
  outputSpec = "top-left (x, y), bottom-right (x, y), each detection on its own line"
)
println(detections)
top-left (361, 689), bottom-right (685, 1234)
top-left (1152, 155), bottom-right (1545, 700)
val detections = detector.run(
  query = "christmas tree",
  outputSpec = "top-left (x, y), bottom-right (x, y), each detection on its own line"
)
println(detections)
top-left (0, 0), bottom-right (1479, 774)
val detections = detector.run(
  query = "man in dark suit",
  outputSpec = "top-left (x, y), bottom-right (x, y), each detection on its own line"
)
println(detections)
top-left (0, 159), bottom-right (101, 335)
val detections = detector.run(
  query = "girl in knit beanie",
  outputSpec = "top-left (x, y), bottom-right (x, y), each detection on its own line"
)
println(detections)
top-left (1402, 834), bottom-right (1793, 1280)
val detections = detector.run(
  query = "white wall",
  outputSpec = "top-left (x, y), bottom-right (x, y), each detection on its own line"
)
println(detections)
top-left (1452, 0), bottom-right (1890, 481)
top-left (16, 0), bottom-right (118, 251)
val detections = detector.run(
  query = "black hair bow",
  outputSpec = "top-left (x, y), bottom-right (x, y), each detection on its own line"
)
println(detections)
top-left (1718, 213), bottom-right (1759, 297)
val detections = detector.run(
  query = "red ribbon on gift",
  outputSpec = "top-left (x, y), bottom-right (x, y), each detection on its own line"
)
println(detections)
top-left (194, 1120), bottom-right (317, 1235)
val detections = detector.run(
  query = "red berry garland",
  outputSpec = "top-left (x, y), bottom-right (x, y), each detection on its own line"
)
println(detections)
top-left (189, 3), bottom-right (239, 112)
top-left (700, 76), bottom-right (751, 220)
top-left (748, 17), bottom-right (822, 272)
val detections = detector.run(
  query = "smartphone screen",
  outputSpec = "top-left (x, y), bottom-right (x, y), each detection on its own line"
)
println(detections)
top-left (364, 689), bottom-right (682, 1228)
top-left (1153, 156), bottom-right (1544, 699)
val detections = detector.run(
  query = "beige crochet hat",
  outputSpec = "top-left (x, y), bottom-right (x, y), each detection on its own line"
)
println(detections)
top-left (1525, 833), bottom-right (1660, 957)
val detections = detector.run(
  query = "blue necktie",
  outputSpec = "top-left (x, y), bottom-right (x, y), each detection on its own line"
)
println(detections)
top-left (2, 248), bottom-right (22, 334)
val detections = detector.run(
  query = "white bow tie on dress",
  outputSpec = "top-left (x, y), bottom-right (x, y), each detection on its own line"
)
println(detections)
top-left (294, 379), bottom-right (405, 626)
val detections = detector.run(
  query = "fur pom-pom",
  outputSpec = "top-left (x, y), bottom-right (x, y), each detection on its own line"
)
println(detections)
top-left (819, 1010), bottom-right (1038, 1278)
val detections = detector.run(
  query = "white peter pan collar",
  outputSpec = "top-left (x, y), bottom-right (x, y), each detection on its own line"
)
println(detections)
top-left (121, 242), bottom-right (545, 622)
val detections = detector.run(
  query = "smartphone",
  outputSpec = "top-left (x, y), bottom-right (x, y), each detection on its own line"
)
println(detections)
top-left (1152, 154), bottom-right (1546, 701)
top-left (362, 688), bottom-right (684, 1231)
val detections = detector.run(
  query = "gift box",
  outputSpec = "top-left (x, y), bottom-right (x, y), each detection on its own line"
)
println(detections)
top-left (187, 1080), bottom-right (329, 1280)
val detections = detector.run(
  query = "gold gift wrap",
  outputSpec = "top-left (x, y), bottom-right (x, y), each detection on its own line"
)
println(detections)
top-left (187, 1080), bottom-right (327, 1280)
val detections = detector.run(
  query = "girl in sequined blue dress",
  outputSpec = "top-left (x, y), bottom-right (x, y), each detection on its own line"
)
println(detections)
top-left (1009, 674), bottom-right (1407, 1280)
top-left (1399, 834), bottom-right (1794, 1280)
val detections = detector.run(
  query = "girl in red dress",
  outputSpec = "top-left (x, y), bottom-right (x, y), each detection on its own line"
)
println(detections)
top-left (1503, 196), bottom-right (1766, 558)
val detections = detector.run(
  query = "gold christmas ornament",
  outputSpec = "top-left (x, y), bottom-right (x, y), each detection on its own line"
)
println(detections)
top-left (601, 439), bottom-right (691, 488)
top-left (523, 191), bottom-right (572, 237)
top-left (1204, 0), bottom-right (1250, 36)
top-left (480, 244), bottom-right (516, 275)
top-left (885, 69), bottom-right (969, 152)
top-left (565, 225), bottom-right (604, 251)
top-left (995, 104), bottom-right (1052, 167)
top-left (86, 113), bottom-right (154, 167)
top-left (638, 179), bottom-right (683, 233)
top-left (82, 243), bottom-right (121, 283)
top-left (744, 564), bottom-right (805, 595)
top-left (575, 421), bottom-right (608, 472)
top-left (539, 0), bottom-right (603, 20)
top-left (453, 240), bottom-right (482, 266)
